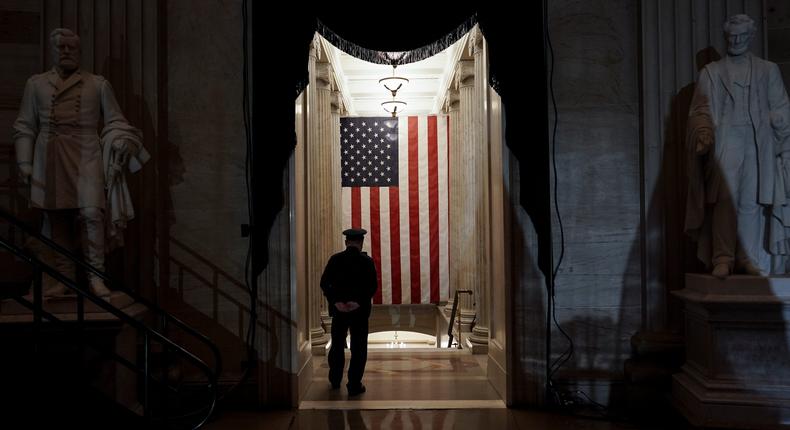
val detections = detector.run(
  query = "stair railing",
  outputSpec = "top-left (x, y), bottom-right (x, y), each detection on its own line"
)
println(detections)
top-left (0, 208), bottom-right (220, 429)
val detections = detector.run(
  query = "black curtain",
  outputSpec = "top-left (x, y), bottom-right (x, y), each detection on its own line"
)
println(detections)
top-left (251, 6), bottom-right (552, 280)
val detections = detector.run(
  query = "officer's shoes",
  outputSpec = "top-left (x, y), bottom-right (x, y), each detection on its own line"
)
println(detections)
top-left (347, 384), bottom-right (366, 396)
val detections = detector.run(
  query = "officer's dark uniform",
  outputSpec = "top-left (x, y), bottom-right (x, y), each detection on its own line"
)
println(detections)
top-left (320, 228), bottom-right (377, 394)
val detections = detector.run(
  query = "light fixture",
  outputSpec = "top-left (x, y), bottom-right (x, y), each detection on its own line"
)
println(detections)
top-left (381, 98), bottom-right (407, 117)
top-left (378, 65), bottom-right (409, 97)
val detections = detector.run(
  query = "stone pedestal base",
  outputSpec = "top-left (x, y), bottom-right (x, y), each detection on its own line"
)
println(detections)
top-left (310, 327), bottom-right (329, 356)
top-left (671, 274), bottom-right (790, 429)
top-left (624, 331), bottom-right (683, 418)
top-left (466, 326), bottom-right (489, 354)
top-left (0, 293), bottom-right (147, 412)
top-left (321, 313), bottom-right (333, 334)
top-left (458, 309), bottom-right (476, 333)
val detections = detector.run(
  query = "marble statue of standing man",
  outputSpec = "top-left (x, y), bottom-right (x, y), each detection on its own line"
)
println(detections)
top-left (685, 14), bottom-right (790, 278)
top-left (13, 28), bottom-right (145, 297)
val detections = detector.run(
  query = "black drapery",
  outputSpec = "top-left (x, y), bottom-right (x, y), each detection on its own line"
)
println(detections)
top-left (251, 6), bottom-right (552, 280)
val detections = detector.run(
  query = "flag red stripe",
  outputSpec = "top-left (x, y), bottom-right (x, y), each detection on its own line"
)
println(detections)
top-left (389, 187), bottom-right (402, 304)
top-left (351, 187), bottom-right (361, 229)
top-left (370, 187), bottom-right (382, 304)
top-left (428, 116), bottom-right (440, 303)
top-left (408, 116), bottom-right (421, 304)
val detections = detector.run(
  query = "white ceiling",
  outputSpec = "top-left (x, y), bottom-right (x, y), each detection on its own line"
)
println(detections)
top-left (320, 33), bottom-right (467, 117)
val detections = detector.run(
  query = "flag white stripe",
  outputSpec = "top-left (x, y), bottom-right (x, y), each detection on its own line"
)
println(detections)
top-left (379, 188), bottom-right (392, 304)
top-left (342, 186), bottom-right (351, 232)
top-left (417, 116), bottom-right (430, 304)
top-left (360, 186), bottom-right (371, 256)
top-left (398, 117), bottom-right (411, 304)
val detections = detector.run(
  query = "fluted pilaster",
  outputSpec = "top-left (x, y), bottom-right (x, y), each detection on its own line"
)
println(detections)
top-left (468, 27), bottom-right (490, 353)
top-left (307, 39), bottom-right (331, 354)
top-left (444, 89), bottom-right (461, 319)
top-left (455, 59), bottom-right (477, 333)
top-left (321, 89), bottom-right (344, 334)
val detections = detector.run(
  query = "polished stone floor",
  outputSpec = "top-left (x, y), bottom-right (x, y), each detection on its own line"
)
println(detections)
top-left (302, 349), bottom-right (502, 408)
top-left (204, 349), bottom-right (687, 429)
top-left (204, 408), bottom-right (681, 429)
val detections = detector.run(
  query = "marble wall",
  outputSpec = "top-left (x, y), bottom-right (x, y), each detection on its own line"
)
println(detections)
top-left (545, 0), bottom-right (641, 404)
top-left (167, 0), bottom-right (301, 405)
top-left (167, 0), bottom-right (253, 381)
top-left (768, 0), bottom-right (790, 89)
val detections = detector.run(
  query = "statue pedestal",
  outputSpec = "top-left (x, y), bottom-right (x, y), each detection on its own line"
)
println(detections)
top-left (0, 292), bottom-right (147, 413)
top-left (672, 274), bottom-right (790, 429)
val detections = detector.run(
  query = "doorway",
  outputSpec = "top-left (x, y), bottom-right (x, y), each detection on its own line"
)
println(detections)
top-left (291, 27), bottom-right (511, 409)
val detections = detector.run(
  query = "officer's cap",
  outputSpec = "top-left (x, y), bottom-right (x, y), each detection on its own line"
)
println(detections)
top-left (342, 228), bottom-right (367, 241)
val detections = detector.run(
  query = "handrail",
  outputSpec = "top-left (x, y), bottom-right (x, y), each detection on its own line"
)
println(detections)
top-left (447, 289), bottom-right (473, 348)
top-left (0, 237), bottom-right (217, 429)
top-left (0, 208), bottom-right (222, 380)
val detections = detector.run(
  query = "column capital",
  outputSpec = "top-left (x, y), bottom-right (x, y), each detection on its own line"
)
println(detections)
top-left (443, 89), bottom-right (460, 113)
top-left (470, 26), bottom-right (484, 56)
top-left (316, 62), bottom-right (333, 90)
top-left (331, 90), bottom-right (344, 114)
top-left (309, 34), bottom-right (322, 60)
top-left (454, 60), bottom-right (475, 89)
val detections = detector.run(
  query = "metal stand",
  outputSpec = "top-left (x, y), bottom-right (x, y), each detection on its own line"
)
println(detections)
top-left (447, 289), bottom-right (473, 348)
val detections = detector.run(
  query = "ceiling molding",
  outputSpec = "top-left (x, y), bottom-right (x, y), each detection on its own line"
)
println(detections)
top-left (319, 35), bottom-right (357, 116)
top-left (320, 33), bottom-right (468, 118)
top-left (433, 30), bottom-right (472, 114)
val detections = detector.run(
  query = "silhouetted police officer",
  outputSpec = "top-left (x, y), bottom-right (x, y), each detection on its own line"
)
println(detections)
top-left (320, 228), bottom-right (377, 396)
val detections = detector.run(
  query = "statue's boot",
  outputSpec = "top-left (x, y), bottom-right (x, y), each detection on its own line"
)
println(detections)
top-left (712, 263), bottom-right (731, 279)
top-left (738, 260), bottom-right (765, 276)
top-left (80, 207), bottom-right (110, 298)
top-left (89, 277), bottom-right (111, 298)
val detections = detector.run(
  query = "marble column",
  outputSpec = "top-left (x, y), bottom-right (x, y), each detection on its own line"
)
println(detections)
top-left (454, 59), bottom-right (477, 333)
top-left (307, 39), bottom-right (334, 355)
top-left (468, 27), bottom-right (490, 352)
top-left (443, 89), bottom-right (461, 319)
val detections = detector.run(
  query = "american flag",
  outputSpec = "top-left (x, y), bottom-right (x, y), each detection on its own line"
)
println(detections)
top-left (340, 116), bottom-right (449, 305)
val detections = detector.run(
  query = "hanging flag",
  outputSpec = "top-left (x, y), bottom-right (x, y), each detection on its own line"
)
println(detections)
top-left (340, 116), bottom-right (449, 305)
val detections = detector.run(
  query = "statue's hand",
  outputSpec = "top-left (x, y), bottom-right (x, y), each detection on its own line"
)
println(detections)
top-left (17, 162), bottom-right (32, 185)
top-left (696, 130), bottom-right (713, 155)
top-left (112, 138), bottom-right (135, 158)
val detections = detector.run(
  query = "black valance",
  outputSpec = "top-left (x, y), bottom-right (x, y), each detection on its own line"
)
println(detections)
top-left (252, 6), bottom-right (552, 279)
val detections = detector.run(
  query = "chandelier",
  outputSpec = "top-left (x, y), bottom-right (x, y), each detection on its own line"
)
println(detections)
top-left (378, 65), bottom-right (409, 97)
top-left (379, 64), bottom-right (408, 117)
top-left (381, 98), bottom-right (407, 117)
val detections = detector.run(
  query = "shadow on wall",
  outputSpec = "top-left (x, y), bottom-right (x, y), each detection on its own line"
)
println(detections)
top-left (503, 134), bottom-right (548, 405)
top-left (609, 47), bottom-right (722, 419)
